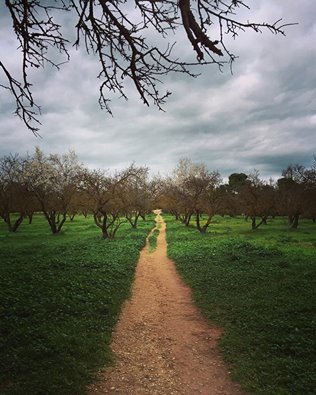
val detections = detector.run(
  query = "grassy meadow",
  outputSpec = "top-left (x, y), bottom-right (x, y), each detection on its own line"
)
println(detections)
top-left (165, 214), bottom-right (316, 395)
top-left (0, 214), bottom-right (155, 395)
top-left (1, 212), bottom-right (315, 395)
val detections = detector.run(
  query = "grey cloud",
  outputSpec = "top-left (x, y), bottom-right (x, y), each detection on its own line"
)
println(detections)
top-left (0, 0), bottom-right (315, 180)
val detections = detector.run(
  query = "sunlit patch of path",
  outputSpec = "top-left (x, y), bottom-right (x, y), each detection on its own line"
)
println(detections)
top-left (89, 210), bottom-right (244, 395)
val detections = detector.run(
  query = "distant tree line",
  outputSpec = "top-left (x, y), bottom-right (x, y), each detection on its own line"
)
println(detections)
top-left (0, 150), bottom-right (315, 237)
top-left (158, 158), bottom-right (316, 232)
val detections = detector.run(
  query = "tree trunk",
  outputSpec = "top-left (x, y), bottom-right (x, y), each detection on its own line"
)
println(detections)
top-left (196, 213), bottom-right (212, 234)
top-left (251, 216), bottom-right (256, 230)
top-left (11, 214), bottom-right (24, 232)
top-left (1, 213), bottom-right (8, 223)
top-left (254, 216), bottom-right (267, 229)
top-left (109, 221), bottom-right (121, 239)
top-left (126, 212), bottom-right (140, 228)
top-left (102, 215), bottom-right (109, 239)
top-left (184, 212), bottom-right (192, 226)
top-left (199, 226), bottom-right (207, 234)
top-left (93, 212), bottom-right (109, 239)
top-left (43, 210), bottom-right (66, 234)
top-left (196, 212), bottom-right (202, 232)
top-left (5, 212), bottom-right (25, 232)
top-left (290, 214), bottom-right (300, 229)
top-left (57, 213), bottom-right (67, 233)
top-left (28, 212), bottom-right (33, 224)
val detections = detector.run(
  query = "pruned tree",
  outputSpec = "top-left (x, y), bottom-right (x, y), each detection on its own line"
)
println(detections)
top-left (196, 180), bottom-right (223, 233)
top-left (238, 170), bottom-right (275, 230)
top-left (122, 166), bottom-right (152, 228)
top-left (167, 158), bottom-right (222, 233)
top-left (0, 154), bottom-right (34, 232)
top-left (81, 164), bottom-right (145, 239)
top-left (1, 0), bottom-right (294, 134)
top-left (159, 177), bottom-right (183, 220)
top-left (171, 158), bottom-right (200, 226)
top-left (277, 163), bottom-right (316, 229)
top-left (24, 148), bottom-right (83, 234)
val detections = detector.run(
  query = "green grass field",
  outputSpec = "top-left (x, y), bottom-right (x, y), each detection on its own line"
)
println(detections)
top-left (165, 214), bottom-right (316, 395)
top-left (0, 214), bottom-right (155, 395)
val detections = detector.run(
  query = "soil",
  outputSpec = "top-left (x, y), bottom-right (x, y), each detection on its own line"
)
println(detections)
top-left (89, 211), bottom-right (245, 395)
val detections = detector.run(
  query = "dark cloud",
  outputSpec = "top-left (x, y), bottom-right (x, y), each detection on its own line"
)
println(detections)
top-left (0, 1), bottom-right (315, 180)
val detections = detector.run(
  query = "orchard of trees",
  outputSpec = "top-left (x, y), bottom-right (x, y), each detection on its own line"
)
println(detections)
top-left (0, 148), bottom-right (155, 238)
top-left (160, 159), bottom-right (316, 232)
top-left (1, 150), bottom-right (315, 237)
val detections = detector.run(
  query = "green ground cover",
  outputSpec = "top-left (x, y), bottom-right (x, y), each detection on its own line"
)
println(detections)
top-left (0, 214), bottom-right (154, 395)
top-left (165, 214), bottom-right (316, 395)
top-left (148, 227), bottom-right (160, 253)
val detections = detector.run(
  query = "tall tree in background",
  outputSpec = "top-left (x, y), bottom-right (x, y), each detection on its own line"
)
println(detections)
top-left (0, 0), bottom-right (293, 134)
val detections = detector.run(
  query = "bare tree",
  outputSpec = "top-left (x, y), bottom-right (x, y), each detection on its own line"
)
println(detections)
top-left (122, 166), bottom-right (152, 228)
top-left (238, 170), bottom-right (276, 230)
top-left (166, 159), bottom-right (222, 233)
top-left (0, 154), bottom-right (32, 232)
top-left (159, 178), bottom-right (183, 220)
top-left (1, 0), bottom-right (294, 133)
top-left (277, 163), bottom-right (316, 228)
top-left (24, 148), bottom-right (83, 234)
top-left (80, 164), bottom-right (145, 239)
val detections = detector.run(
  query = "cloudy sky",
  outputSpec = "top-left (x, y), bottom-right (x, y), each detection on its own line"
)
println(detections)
top-left (0, 1), bottom-right (315, 180)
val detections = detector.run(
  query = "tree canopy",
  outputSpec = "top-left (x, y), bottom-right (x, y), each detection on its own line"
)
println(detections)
top-left (1, 0), bottom-right (294, 134)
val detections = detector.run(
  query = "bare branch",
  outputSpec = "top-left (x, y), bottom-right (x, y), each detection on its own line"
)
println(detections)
top-left (1, 0), bottom-right (296, 133)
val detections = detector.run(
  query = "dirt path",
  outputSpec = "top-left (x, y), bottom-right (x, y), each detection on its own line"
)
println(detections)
top-left (89, 211), bottom-right (244, 395)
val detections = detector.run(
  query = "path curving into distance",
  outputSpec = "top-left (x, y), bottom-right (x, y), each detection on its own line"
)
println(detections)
top-left (89, 211), bottom-right (244, 395)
